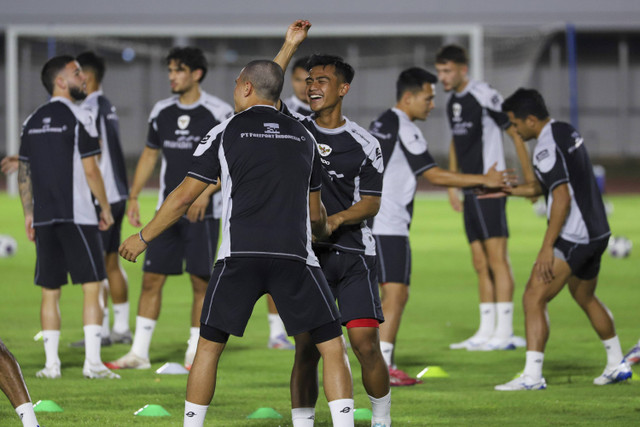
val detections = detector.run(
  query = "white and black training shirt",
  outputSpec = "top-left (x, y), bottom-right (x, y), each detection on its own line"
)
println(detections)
top-left (297, 115), bottom-right (384, 256)
top-left (446, 80), bottom-right (508, 177)
top-left (369, 108), bottom-right (437, 236)
top-left (146, 91), bottom-right (233, 218)
top-left (187, 105), bottom-right (323, 267)
top-left (533, 120), bottom-right (610, 244)
top-left (19, 96), bottom-right (101, 226)
top-left (82, 90), bottom-right (128, 204)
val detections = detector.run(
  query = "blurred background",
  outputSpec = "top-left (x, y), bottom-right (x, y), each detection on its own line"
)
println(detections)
top-left (1, 0), bottom-right (639, 192)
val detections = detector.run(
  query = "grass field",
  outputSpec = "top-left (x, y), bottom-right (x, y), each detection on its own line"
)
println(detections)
top-left (0, 192), bottom-right (638, 426)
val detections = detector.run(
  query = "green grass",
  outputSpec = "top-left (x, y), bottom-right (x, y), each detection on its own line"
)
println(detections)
top-left (0, 192), bottom-right (639, 426)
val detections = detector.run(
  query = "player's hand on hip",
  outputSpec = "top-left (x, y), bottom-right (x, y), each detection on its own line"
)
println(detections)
top-left (127, 198), bottom-right (142, 227)
top-left (534, 245), bottom-right (555, 284)
top-left (119, 233), bottom-right (147, 263)
top-left (285, 20), bottom-right (311, 46)
top-left (448, 188), bottom-right (462, 212)
top-left (24, 215), bottom-right (35, 242)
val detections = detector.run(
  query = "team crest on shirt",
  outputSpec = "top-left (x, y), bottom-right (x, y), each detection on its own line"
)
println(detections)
top-left (452, 103), bottom-right (462, 122)
top-left (264, 123), bottom-right (280, 134)
top-left (317, 144), bottom-right (332, 157)
top-left (177, 115), bottom-right (190, 130)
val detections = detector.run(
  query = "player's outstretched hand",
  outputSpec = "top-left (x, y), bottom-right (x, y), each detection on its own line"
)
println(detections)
top-left (127, 198), bottom-right (142, 227)
top-left (99, 207), bottom-right (114, 231)
top-left (1, 155), bottom-right (19, 175)
top-left (119, 233), bottom-right (148, 263)
top-left (285, 19), bottom-right (311, 47)
top-left (484, 162), bottom-right (516, 188)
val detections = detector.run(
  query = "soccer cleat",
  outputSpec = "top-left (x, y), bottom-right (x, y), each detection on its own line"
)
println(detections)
top-left (36, 363), bottom-right (61, 379)
top-left (449, 335), bottom-right (489, 350)
top-left (105, 351), bottom-right (151, 370)
top-left (268, 333), bottom-right (295, 350)
top-left (389, 367), bottom-right (422, 386)
top-left (624, 344), bottom-right (640, 366)
top-left (477, 336), bottom-right (516, 351)
top-left (593, 361), bottom-right (632, 385)
top-left (110, 330), bottom-right (133, 345)
top-left (83, 361), bottom-right (121, 379)
top-left (510, 335), bottom-right (527, 348)
top-left (69, 336), bottom-right (112, 348)
top-left (495, 374), bottom-right (547, 391)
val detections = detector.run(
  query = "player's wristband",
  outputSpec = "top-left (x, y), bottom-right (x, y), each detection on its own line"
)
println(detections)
top-left (138, 230), bottom-right (150, 245)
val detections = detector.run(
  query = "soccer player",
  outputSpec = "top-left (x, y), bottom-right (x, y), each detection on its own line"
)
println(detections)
top-left (0, 338), bottom-right (40, 426)
top-left (17, 55), bottom-right (119, 379)
top-left (275, 21), bottom-right (391, 427)
top-left (435, 45), bottom-right (533, 351)
top-left (66, 51), bottom-right (132, 347)
top-left (108, 47), bottom-right (232, 370)
top-left (118, 59), bottom-right (355, 427)
top-left (284, 56), bottom-right (312, 116)
top-left (369, 67), bottom-right (511, 384)
top-left (494, 88), bottom-right (631, 390)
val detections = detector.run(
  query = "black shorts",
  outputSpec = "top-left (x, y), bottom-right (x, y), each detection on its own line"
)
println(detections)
top-left (553, 236), bottom-right (608, 280)
top-left (200, 257), bottom-right (341, 337)
top-left (463, 194), bottom-right (509, 243)
top-left (374, 235), bottom-right (411, 285)
top-left (34, 223), bottom-right (107, 289)
top-left (96, 200), bottom-right (126, 254)
top-left (143, 217), bottom-right (219, 278)
top-left (315, 249), bottom-right (384, 325)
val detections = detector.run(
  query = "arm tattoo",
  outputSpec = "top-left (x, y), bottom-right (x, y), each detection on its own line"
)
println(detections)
top-left (18, 160), bottom-right (33, 216)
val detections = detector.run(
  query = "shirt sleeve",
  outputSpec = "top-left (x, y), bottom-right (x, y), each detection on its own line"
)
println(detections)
top-left (534, 146), bottom-right (569, 192)
top-left (398, 124), bottom-right (437, 175)
top-left (146, 117), bottom-right (161, 149)
top-left (187, 122), bottom-right (226, 185)
top-left (310, 144), bottom-right (323, 193)
top-left (77, 113), bottom-right (101, 158)
top-left (358, 139), bottom-right (384, 197)
top-left (483, 87), bottom-right (511, 130)
top-left (18, 123), bottom-right (29, 162)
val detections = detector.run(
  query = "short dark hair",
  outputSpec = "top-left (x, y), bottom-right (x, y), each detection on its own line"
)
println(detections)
top-left (502, 88), bottom-right (550, 120)
top-left (241, 60), bottom-right (284, 103)
top-left (306, 54), bottom-right (355, 84)
top-left (396, 67), bottom-right (437, 101)
top-left (292, 56), bottom-right (310, 72)
top-left (435, 44), bottom-right (468, 65)
top-left (41, 55), bottom-right (75, 95)
top-left (166, 47), bottom-right (208, 82)
top-left (76, 51), bottom-right (106, 83)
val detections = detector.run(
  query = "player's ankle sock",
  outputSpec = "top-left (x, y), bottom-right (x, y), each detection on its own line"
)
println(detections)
top-left (42, 330), bottom-right (60, 367)
top-left (494, 302), bottom-right (514, 340)
top-left (602, 335), bottom-right (624, 369)
top-left (380, 341), bottom-right (394, 367)
top-left (369, 391), bottom-right (391, 425)
top-left (84, 324), bottom-right (102, 364)
top-left (101, 307), bottom-right (110, 338)
top-left (15, 402), bottom-right (39, 427)
top-left (268, 313), bottom-right (287, 339)
top-left (292, 407), bottom-right (315, 427)
top-left (184, 401), bottom-right (208, 426)
top-left (476, 303), bottom-right (496, 338)
top-left (523, 351), bottom-right (544, 380)
top-left (187, 327), bottom-right (200, 354)
top-left (328, 399), bottom-right (354, 427)
top-left (131, 316), bottom-right (156, 359)
top-left (112, 302), bottom-right (130, 334)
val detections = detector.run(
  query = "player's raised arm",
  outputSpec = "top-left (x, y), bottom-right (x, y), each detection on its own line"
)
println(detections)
top-left (274, 20), bottom-right (311, 72)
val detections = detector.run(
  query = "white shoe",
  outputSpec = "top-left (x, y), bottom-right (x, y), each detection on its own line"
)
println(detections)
top-left (36, 363), bottom-right (61, 379)
top-left (83, 361), bottom-right (121, 379)
top-left (478, 336), bottom-right (516, 351)
top-left (450, 335), bottom-right (490, 350)
top-left (593, 361), bottom-right (632, 385)
top-left (510, 335), bottom-right (527, 348)
top-left (495, 374), bottom-right (547, 391)
top-left (624, 344), bottom-right (640, 365)
top-left (268, 333), bottom-right (295, 350)
top-left (105, 351), bottom-right (151, 370)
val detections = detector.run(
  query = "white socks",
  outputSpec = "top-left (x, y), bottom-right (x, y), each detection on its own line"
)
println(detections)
top-left (42, 330), bottom-right (60, 367)
top-left (187, 327), bottom-right (200, 355)
top-left (84, 324), bottom-right (103, 364)
top-left (369, 391), bottom-right (391, 426)
top-left (328, 399), bottom-right (354, 427)
top-left (268, 313), bottom-right (287, 339)
top-left (131, 316), bottom-right (156, 359)
top-left (602, 336), bottom-right (624, 369)
top-left (494, 302), bottom-right (514, 340)
top-left (112, 302), bottom-right (130, 334)
top-left (476, 303), bottom-right (496, 339)
top-left (380, 341), bottom-right (394, 367)
top-left (15, 402), bottom-right (39, 427)
top-left (523, 351), bottom-right (544, 380)
top-left (183, 401), bottom-right (208, 426)
top-left (292, 407), bottom-right (315, 427)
